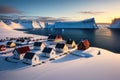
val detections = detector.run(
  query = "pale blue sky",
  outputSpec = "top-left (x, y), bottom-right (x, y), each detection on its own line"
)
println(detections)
top-left (0, 0), bottom-right (120, 23)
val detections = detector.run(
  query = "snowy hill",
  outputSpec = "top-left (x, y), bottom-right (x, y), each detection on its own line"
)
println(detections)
top-left (0, 20), bottom-right (11, 30)
top-left (0, 19), bottom-right (44, 29)
top-left (46, 18), bottom-right (98, 28)
top-left (0, 47), bottom-right (120, 80)
top-left (0, 23), bottom-right (46, 39)
top-left (109, 18), bottom-right (120, 28)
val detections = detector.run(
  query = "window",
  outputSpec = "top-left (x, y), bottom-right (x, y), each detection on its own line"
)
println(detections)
top-left (52, 52), bottom-right (54, 55)
top-left (35, 58), bottom-right (36, 61)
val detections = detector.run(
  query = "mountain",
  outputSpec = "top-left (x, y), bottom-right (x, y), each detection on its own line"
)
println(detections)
top-left (0, 20), bottom-right (11, 30)
top-left (45, 18), bottom-right (98, 28)
top-left (109, 18), bottom-right (120, 28)
top-left (32, 20), bottom-right (41, 28)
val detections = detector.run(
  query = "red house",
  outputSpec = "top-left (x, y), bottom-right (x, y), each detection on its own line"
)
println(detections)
top-left (78, 39), bottom-right (90, 50)
top-left (13, 46), bottom-right (30, 60)
top-left (0, 45), bottom-right (6, 51)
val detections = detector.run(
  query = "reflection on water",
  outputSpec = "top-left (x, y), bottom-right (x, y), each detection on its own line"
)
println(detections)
top-left (27, 28), bottom-right (120, 53)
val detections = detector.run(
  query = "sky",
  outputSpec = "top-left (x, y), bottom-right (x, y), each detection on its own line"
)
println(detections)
top-left (0, 0), bottom-right (120, 23)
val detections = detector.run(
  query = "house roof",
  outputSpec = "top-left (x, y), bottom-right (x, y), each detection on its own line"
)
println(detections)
top-left (42, 47), bottom-right (53, 53)
top-left (24, 52), bottom-right (35, 59)
top-left (48, 35), bottom-right (56, 40)
top-left (82, 40), bottom-right (90, 46)
top-left (0, 45), bottom-right (6, 48)
top-left (55, 43), bottom-right (65, 48)
top-left (66, 39), bottom-right (74, 44)
top-left (14, 46), bottom-right (30, 54)
top-left (34, 42), bottom-right (43, 46)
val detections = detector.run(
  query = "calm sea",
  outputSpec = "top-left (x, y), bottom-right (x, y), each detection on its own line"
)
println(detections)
top-left (26, 28), bottom-right (120, 53)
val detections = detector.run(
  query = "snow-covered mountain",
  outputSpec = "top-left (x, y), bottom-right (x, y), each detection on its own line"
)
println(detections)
top-left (39, 21), bottom-right (45, 28)
top-left (32, 20), bottom-right (45, 28)
top-left (32, 20), bottom-right (41, 28)
top-left (0, 20), bottom-right (45, 29)
top-left (45, 18), bottom-right (98, 28)
top-left (109, 18), bottom-right (120, 28)
top-left (0, 20), bottom-right (11, 30)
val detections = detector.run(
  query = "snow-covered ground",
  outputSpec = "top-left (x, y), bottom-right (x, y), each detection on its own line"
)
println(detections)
top-left (0, 22), bottom-right (120, 80)
top-left (0, 47), bottom-right (120, 80)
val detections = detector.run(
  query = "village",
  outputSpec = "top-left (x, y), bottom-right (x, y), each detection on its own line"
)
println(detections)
top-left (0, 34), bottom-right (91, 66)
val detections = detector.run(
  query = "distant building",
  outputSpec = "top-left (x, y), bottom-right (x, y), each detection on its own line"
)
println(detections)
top-left (66, 39), bottom-right (76, 48)
top-left (33, 42), bottom-right (46, 50)
top-left (13, 46), bottom-right (30, 60)
top-left (42, 47), bottom-right (56, 58)
top-left (55, 43), bottom-right (68, 53)
top-left (78, 39), bottom-right (90, 50)
top-left (6, 42), bottom-right (16, 48)
top-left (47, 35), bottom-right (63, 42)
top-left (0, 45), bottom-right (6, 51)
top-left (23, 52), bottom-right (40, 65)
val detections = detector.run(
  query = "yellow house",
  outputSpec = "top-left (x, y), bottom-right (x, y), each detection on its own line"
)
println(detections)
top-left (66, 39), bottom-right (76, 48)
top-left (6, 42), bottom-right (16, 48)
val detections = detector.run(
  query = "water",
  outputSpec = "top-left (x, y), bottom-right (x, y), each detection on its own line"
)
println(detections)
top-left (27, 28), bottom-right (120, 53)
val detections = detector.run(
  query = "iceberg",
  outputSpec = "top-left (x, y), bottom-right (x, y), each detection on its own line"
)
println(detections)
top-left (45, 18), bottom-right (98, 29)
top-left (109, 18), bottom-right (120, 28)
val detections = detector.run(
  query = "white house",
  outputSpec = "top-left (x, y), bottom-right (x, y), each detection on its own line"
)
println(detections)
top-left (23, 52), bottom-right (41, 65)
top-left (66, 39), bottom-right (76, 48)
top-left (13, 46), bottom-right (30, 60)
top-left (55, 43), bottom-right (68, 53)
top-left (33, 42), bottom-right (46, 50)
top-left (42, 47), bottom-right (56, 58)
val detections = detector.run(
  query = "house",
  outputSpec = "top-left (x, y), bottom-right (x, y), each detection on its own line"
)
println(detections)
top-left (42, 47), bottom-right (56, 58)
top-left (13, 46), bottom-right (30, 60)
top-left (6, 42), bottom-right (16, 48)
top-left (16, 38), bottom-right (27, 45)
top-left (47, 35), bottom-right (63, 42)
top-left (33, 42), bottom-right (46, 50)
top-left (54, 35), bottom-right (63, 42)
top-left (0, 45), bottom-right (6, 51)
top-left (66, 39), bottom-right (76, 48)
top-left (78, 39), bottom-right (90, 50)
top-left (23, 52), bottom-right (41, 65)
top-left (55, 43), bottom-right (68, 53)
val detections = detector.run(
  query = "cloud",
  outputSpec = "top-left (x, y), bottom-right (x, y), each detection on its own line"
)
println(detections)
top-left (38, 17), bottom-right (69, 23)
top-left (0, 6), bottom-right (22, 14)
top-left (79, 11), bottom-right (104, 15)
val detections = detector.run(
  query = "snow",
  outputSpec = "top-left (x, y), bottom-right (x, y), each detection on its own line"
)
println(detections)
top-left (9, 21), bottom-right (24, 29)
top-left (0, 22), bottom-right (120, 80)
top-left (32, 20), bottom-right (40, 28)
top-left (0, 47), bottom-right (120, 80)
top-left (109, 18), bottom-right (120, 28)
